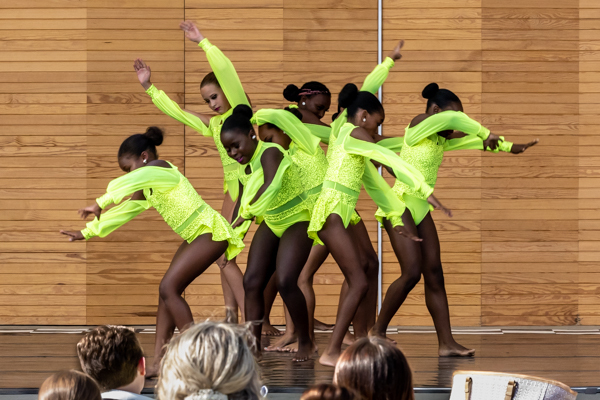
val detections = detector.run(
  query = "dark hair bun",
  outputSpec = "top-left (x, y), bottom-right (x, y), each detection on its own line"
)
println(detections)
top-left (283, 84), bottom-right (301, 102)
top-left (144, 126), bottom-right (164, 146)
top-left (232, 104), bottom-right (253, 120)
top-left (284, 106), bottom-right (303, 121)
top-left (422, 83), bottom-right (440, 100)
top-left (338, 83), bottom-right (359, 109)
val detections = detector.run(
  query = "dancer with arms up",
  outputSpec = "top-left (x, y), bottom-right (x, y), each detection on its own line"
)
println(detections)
top-left (60, 128), bottom-right (244, 375)
top-left (370, 83), bottom-right (538, 356)
top-left (133, 20), bottom-right (247, 326)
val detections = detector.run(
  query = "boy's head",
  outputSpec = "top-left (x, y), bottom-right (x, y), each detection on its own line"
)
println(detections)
top-left (77, 325), bottom-right (145, 393)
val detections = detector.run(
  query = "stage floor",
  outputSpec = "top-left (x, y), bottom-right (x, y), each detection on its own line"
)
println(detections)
top-left (1, 327), bottom-right (600, 394)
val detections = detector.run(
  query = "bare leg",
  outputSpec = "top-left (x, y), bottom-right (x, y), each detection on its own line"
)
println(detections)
top-left (317, 215), bottom-right (370, 367)
top-left (265, 304), bottom-right (297, 352)
top-left (262, 274), bottom-right (283, 336)
top-left (220, 269), bottom-right (238, 323)
top-left (417, 214), bottom-right (475, 357)
top-left (275, 221), bottom-right (315, 361)
top-left (244, 223), bottom-right (279, 358)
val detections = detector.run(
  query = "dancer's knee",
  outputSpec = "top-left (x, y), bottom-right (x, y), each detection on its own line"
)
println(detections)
top-left (243, 273), bottom-right (263, 296)
top-left (364, 255), bottom-right (379, 281)
top-left (276, 272), bottom-right (299, 294)
top-left (424, 264), bottom-right (445, 290)
top-left (402, 269), bottom-right (422, 290)
top-left (158, 278), bottom-right (180, 302)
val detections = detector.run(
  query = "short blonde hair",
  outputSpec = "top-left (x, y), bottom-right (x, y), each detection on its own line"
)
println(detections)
top-left (157, 320), bottom-right (262, 400)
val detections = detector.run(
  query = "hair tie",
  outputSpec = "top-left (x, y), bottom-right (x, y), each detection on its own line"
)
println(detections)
top-left (184, 389), bottom-right (228, 400)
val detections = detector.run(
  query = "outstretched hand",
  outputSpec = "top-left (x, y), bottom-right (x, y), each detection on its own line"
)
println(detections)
top-left (394, 224), bottom-right (422, 242)
top-left (427, 194), bottom-right (453, 218)
top-left (180, 20), bottom-right (204, 43)
top-left (60, 230), bottom-right (84, 242)
top-left (511, 139), bottom-right (539, 154)
top-left (388, 40), bottom-right (405, 61)
top-left (133, 58), bottom-right (152, 90)
top-left (78, 203), bottom-right (102, 221)
top-left (483, 133), bottom-right (501, 151)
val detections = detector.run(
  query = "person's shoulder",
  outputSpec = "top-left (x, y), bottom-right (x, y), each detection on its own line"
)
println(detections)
top-left (101, 390), bottom-right (152, 400)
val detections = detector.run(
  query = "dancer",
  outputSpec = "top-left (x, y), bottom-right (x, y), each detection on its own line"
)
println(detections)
top-left (370, 83), bottom-right (538, 356)
top-left (220, 105), bottom-right (316, 362)
top-left (307, 78), bottom-right (449, 366)
top-left (133, 19), bottom-right (247, 325)
top-left (60, 127), bottom-right (244, 376)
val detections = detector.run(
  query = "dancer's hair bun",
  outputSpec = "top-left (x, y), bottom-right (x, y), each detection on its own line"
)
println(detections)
top-left (422, 83), bottom-right (440, 100)
top-left (232, 104), bottom-right (253, 120)
top-left (283, 84), bottom-right (301, 102)
top-left (144, 126), bottom-right (164, 146)
top-left (284, 106), bottom-right (303, 121)
top-left (338, 84), bottom-right (359, 109)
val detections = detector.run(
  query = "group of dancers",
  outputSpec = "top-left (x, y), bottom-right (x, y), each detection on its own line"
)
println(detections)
top-left (60, 20), bottom-right (538, 372)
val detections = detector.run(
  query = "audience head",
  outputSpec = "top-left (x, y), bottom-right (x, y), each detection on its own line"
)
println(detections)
top-left (157, 320), bottom-right (262, 400)
top-left (334, 337), bottom-right (414, 400)
top-left (284, 81), bottom-right (331, 119)
top-left (301, 384), bottom-right (361, 400)
top-left (77, 325), bottom-right (145, 393)
top-left (422, 83), bottom-right (463, 113)
top-left (39, 370), bottom-right (101, 400)
top-left (118, 126), bottom-right (164, 172)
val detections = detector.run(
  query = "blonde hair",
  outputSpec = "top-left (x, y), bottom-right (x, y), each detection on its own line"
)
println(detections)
top-left (39, 370), bottom-right (101, 400)
top-left (156, 320), bottom-right (262, 400)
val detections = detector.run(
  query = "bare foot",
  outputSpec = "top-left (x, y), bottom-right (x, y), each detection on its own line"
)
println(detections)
top-left (293, 341), bottom-right (316, 362)
top-left (314, 319), bottom-right (335, 331)
top-left (145, 363), bottom-right (160, 379)
top-left (319, 350), bottom-right (341, 367)
top-left (283, 340), bottom-right (319, 354)
top-left (264, 331), bottom-right (297, 352)
top-left (262, 322), bottom-right (283, 336)
top-left (439, 342), bottom-right (475, 357)
top-left (343, 330), bottom-right (356, 346)
top-left (368, 327), bottom-right (397, 344)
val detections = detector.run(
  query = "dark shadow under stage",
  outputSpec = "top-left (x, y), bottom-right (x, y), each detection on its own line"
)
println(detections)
top-left (1, 327), bottom-right (600, 394)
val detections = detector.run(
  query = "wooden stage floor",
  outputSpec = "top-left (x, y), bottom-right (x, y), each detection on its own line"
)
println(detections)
top-left (1, 327), bottom-right (600, 393)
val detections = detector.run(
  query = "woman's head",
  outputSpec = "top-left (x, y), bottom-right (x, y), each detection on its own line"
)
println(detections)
top-left (221, 104), bottom-right (259, 165)
top-left (257, 107), bottom-right (302, 150)
top-left (338, 84), bottom-right (384, 134)
top-left (39, 370), bottom-right (101, 400)
top-left (422, 83), bottom-right (462, 113)
top-left (157, 320), bottom-right (262, 400)
top-left (118, 126), bottom-right (164, 173)
top-left (334, 337), bottom-right (414, 400)
top-left (200, 72), bottom-right (230, 115)
top-left (301, 384), bottom-right (360, 400)
top-left (284, 81), bottom-right (331, 120)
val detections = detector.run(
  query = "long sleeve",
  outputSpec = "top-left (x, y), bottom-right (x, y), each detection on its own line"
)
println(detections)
top-left (340, 130), bottom-right (434, 199)
top-left (362, 162), bottom-right (405, 227)
top-left (238, 156), bottom-right (292, 220)
top-left (305, 123), bottom-right (332, 145)
top-left (360, 57), bottom-right (395, 94)
top-left (96, 167), bottom-right (180, 209)
top-left (146, 84), bottom-right (211, 137)
top-left (405, 111), bottom-right (490, 147)
top-left (442, 135), bottom-right (513, 153)
top-left (377, 136), bottom-right (404, 153)
top-left (252, 109), bottom-right (321, 155)
top-left (81, 199), bottom-right (150, 240)
top-left (199, 38), bottom-right (249, 109)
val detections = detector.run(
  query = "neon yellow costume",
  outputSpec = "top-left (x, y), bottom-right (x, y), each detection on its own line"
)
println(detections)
top-left (252, 109), bottom-right (328, 211)
top-left (81, 162), bottom-right (244, 259)
top-left (235, 141), bottom-right (312, 238)
top-left (307, 121), bottom-right (434, 245)
top-left (375, 110), bottom-right (514, 225)
top-left (145, 38), bottom-right (250, 201)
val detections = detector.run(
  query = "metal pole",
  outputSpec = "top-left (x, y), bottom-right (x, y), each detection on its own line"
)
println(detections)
top-left (377, 0), bottom-right (383, 313)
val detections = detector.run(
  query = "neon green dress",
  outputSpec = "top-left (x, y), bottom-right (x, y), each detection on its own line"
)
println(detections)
top-left (235, 141), bottom-right (312, 238)
top-left (145, 38), bottom-right (250, 201)
top-left (81, 162), bottom-right (244, 259)
top-left (375, 110), bottom-right (514, 225)
top-left (307, 121), bottom-right (434, 245)
top-left (252, 108), bottom-right (328, 211)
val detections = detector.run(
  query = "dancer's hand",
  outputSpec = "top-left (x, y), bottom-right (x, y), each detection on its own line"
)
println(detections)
top-left (133, 58), bottom-right (152, 90)
top-left (510, 139), bottom-right (539, 154)
top-left (232, 216), bottom-right (246, 229)
top-left (180, 20), bottom-right (204, 43)
top-left (427, 194), bottom-right (453, 218)
top-left (78, 203), bottom-right (102, 220)
top-left (60, 230), bottom-right (84, 241)
top-left (388, 40), bottom-right (405, 61)
top-left (393, 224), bottom-right (422, 242)
top-left (483, 133), bottom-right (501, 151)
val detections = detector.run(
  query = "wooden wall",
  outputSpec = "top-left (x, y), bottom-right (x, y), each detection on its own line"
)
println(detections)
top-left (0, 0), bottom-right (596, 326)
